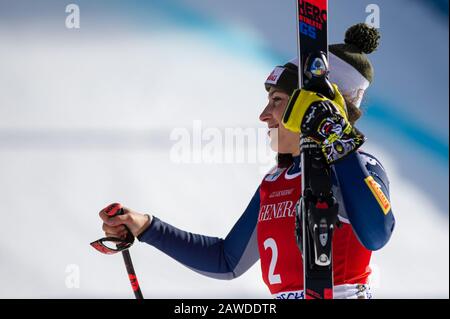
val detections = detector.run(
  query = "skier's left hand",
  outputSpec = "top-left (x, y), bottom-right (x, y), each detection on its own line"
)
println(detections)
top-left (282, 84), bottom-right (366, 164)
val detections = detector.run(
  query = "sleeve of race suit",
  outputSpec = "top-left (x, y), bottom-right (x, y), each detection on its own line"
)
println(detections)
top-left (137, 188), bottom-right (261, 280)
top-left (332, 150), bottom-right (395, 251)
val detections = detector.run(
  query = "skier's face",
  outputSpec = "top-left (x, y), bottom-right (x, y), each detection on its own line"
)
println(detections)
top-left (260, 87), bottom-right (300, 155)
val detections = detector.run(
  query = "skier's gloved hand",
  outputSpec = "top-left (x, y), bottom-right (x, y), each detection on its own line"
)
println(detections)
top-left (282, 84), bottom-right (366, 164)
top-left (99, 203), bottom-right (153, 238)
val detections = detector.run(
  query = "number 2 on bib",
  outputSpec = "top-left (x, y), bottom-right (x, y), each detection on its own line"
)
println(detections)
top-left (263, 238), bottom-right (282, 285)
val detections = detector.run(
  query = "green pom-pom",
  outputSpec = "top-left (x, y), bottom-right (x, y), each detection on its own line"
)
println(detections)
top-left (345, 23), bottom-right (380, 54)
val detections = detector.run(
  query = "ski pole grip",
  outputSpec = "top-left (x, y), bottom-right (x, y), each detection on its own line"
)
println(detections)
top-left (102, 203), bottom-right (135, 244)
top-left (102, 203), bottom-right (124, 217)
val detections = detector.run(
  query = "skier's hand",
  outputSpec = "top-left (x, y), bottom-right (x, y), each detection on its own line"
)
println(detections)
top-left (99, 203), bottom-right (153, 238)
top-left (282, 83), bottom-right (347, 132)
top-left (282, 84), bottom-right (365, 163)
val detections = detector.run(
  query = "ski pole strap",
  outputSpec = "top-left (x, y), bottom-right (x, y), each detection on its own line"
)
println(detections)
top-left (90, 236), bottom-right (134, 255)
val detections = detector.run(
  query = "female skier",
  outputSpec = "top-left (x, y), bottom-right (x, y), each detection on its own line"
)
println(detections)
top-left (97, 24), bottom-right (395, 299)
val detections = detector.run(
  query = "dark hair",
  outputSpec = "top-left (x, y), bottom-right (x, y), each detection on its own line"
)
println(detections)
top-left (346, 100), bottom-right (362, 125)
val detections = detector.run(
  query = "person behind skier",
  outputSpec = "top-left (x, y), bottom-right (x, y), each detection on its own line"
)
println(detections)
top-left (97, 23), bottom-right (395, 299)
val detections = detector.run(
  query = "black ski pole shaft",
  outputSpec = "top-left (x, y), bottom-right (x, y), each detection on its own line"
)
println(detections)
top-left (122, 249), bottom-right (144, 299)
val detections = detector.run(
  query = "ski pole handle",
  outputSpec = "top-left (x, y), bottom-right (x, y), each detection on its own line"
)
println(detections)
top-left (90, 203), bottom-right (135, 254)
top-left (103, 203), bottom-right (135, 243)
top-left (91, 203), bottom-right (145, 299)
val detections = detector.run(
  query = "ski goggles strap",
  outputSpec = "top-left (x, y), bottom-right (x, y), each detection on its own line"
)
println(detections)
top-left (90, 203), bottom-right (135, 255)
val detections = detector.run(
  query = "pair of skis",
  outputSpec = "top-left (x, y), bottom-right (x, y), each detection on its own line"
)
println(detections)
top-left (291, 0), bottom-right (339, 299)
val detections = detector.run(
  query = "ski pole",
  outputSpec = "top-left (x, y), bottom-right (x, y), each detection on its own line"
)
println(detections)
top-left (122, 249), bottom-right (144, 299)
top-left (91, 203), bottom-right (144, 299)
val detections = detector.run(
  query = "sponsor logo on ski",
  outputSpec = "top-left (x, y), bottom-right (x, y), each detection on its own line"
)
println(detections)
top-left (300, 22), bottom-right (317, 39)
top-left (298, 0), bottom-right (327, 25)
top-left (298, 0), bottom-right (327, 39)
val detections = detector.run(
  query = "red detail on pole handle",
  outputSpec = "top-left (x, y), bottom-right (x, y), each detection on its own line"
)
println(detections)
top-left (102, 203), bottom-right (123, 217)
top-left (90, 241), bottom-right (117, 255)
